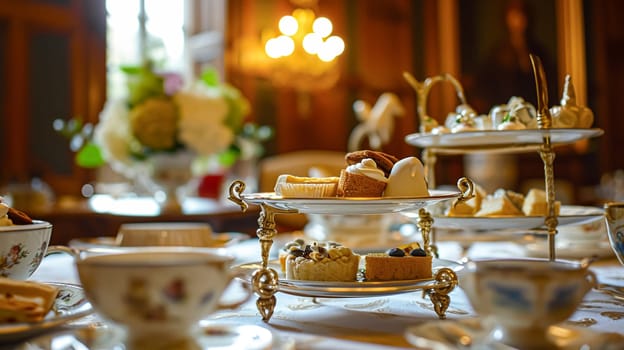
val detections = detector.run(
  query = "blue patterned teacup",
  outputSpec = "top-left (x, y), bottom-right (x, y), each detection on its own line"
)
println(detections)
top-left (604, 202), bottom-right (624, 265)
top-left (459, 258), bottom-right (595, 349)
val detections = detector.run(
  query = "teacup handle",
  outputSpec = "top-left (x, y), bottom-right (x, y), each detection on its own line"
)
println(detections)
top-left (46, 245), bottom-right (80, 259)
top-left (215, 273), bottom-right (254, 311)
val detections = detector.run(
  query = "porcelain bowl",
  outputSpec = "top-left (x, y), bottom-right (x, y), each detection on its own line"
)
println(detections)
top-left (459, 258), bottom-right (595, 349)
top-left (75, 248), bottom-right (250, 347)
top-left (0, 221), bottom-right (53, 279)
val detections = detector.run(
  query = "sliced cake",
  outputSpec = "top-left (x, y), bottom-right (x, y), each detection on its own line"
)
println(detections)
top-left (337, 158), bottom-right (387, 197)
top-left (364, 243), bottom-right (432, 281)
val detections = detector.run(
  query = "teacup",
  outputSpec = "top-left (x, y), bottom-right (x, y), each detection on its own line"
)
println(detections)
top-left (459, 258), bottom-right (595, 349)
top-left (0, 221), bottom-right (74, 280)
top-left (75, 248), bottom-right (251, 347)
top-left (604, 202), bottom-right (624, 265)
top-left (116, 222), bottom-right (213, 247)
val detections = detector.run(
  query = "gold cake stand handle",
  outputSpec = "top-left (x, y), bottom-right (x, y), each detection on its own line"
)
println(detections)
top-left (228, 180), bottom-right (296, 322)
top-left (417, 177), bottom-right (474, 259)
top-left (422, 267), bottom-right (458, 319)
top-left (453, 176), bottom-right (475, 208)
top-left (530, 53), bottom-right (559, 261)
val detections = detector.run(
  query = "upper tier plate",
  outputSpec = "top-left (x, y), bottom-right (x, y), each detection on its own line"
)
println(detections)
top-left (404, 128), bottom-right (604, 150)
top-left (240, 189), bottom-right (460, 215)
top-left (413, 205), bottom-right (604, 231)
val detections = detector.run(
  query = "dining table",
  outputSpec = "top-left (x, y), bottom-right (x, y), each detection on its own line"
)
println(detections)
top-left (11, 232), bottom-right (624, 350)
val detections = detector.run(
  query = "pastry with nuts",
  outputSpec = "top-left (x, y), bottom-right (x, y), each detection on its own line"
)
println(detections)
top-left (285, 241), bottom-right (360, 282)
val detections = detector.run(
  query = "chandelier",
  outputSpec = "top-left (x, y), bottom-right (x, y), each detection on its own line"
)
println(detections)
top-left (262, 6), bottom-right (345, 91)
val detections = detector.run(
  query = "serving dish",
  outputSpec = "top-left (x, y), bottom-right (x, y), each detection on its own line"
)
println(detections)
top-left (404, 318), bottom-right (624, 350)
top-left (417, 205), bottom-right (604, 231)
top-left (239, 189), bottom-right (460, 215)
top-left (233, 259), bottom-right (462, 298)
top-left (0, 282), bottom-right (93, 343)
top-left (404, 128), bottom-right (604, 150)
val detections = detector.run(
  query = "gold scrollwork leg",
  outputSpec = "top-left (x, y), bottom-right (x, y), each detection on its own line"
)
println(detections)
top-left (228, 180), bottom-right (297, 322)
top-left (422, 267), bottom-right (458, 319)
top-left (251, 267), bottom-right (278, 321)
top-left (254, 203), bottom-right (296, 322)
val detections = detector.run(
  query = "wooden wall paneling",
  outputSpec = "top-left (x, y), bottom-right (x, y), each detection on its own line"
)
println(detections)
top-left (4, 18), bottom-right (28, 183)
top-left (350, 0), bottom-right (418, 158)
top-left (0, 0), bottom-right (105, 196)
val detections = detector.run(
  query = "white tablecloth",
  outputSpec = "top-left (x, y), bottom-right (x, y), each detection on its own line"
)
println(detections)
top-left (29, 238), bottom-right (624, 349)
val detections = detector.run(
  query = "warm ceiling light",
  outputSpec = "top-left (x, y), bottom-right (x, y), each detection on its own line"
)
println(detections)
top-left (278, 15), bottom-right (298, 36)
top-left (312, 17), bottom-right (332, 38)
top-left (262, 5), bottom-right (345, 91)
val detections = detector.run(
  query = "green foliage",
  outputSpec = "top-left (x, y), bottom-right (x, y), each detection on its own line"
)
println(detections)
top-left (52, 117), bottom-right (105, 168)
top-left (122, 62), bottom-right (166, 108)
top-left (76, 141), bottom-right (105, 168)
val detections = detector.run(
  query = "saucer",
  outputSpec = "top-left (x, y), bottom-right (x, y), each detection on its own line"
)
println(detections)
top-left (524, 240), bottom-right (614, 259)
top-left (17, 321), bottom-right (295, 350)
top-left (68, 232), bottom-right (248, 250)
top-left (0, 282), bottom-right (93, 343)
top-left (405, 318), bottom-right (624, 349)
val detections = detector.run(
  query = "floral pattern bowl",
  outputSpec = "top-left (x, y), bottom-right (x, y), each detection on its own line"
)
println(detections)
top-left (0, 221), bottom-right (53, 280)
top-left (76, 248), bottom-right (251, 348)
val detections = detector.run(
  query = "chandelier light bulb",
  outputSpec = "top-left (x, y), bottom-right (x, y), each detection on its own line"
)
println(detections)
top-left (312, 17), bottom-right (333, 38)
top-left (325, 35), bottom-right (345, 56)
top-left (276, 35), bottom-right (295, 56)
top-left (265, 38), bottom-right (282, 58)
top-left (302, 33), bottom-right (323, 54)
top-left (279, 15), bottom-right (298, 36)
top-left (317, 43), bottom-right (336, 62)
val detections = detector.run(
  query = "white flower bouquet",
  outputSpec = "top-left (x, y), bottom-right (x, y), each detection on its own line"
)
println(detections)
top-left (92, 64), bottom-right (251, 179)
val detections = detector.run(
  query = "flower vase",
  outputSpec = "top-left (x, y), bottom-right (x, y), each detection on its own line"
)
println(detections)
top-left (143, 151), bottom-right (195, 212)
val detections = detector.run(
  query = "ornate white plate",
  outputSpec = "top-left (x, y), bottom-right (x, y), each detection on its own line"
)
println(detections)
top-left (0, 282), bottom-right (93, 343)
top-left (404, 318), bottom-right (624, 349)
top-left (404, 128), bottom-right (604, 150)
top-left (16, 321), bottom-right (295, 350)
top-left (233, 259), bottom-right (463, 298)
top-left (416, 205), bottom-right (604, 231)
top-left (240, 190), bottom-right (460, 215)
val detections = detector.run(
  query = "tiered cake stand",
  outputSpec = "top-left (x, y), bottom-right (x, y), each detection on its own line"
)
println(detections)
top-left (228, 178), bottom-right (474, 322)
top-left (404, 54), bottom-right (604, 261)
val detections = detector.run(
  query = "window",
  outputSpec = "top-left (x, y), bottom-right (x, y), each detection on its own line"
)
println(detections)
top-left (106, 0), bottom-right (186, 99)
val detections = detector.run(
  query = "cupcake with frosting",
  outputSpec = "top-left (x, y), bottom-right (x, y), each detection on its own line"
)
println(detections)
top-left (337, 158), bottom-right (388, 197)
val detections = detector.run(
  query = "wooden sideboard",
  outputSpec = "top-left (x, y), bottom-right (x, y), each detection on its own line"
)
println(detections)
top-left (29, 197), bottom-right (260, 245)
